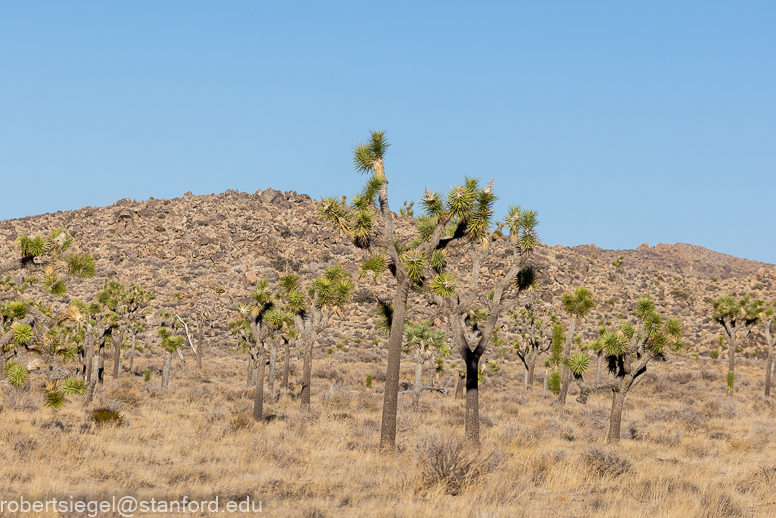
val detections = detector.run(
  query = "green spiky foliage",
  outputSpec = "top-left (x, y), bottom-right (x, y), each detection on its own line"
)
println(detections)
top-left (17, 235), bottom-right (49, 259)
top-left (65, 253), bottom-right (96, 278)
top-left (547, 370), bottom-right (562, 395)
top-left (158, 327), bottom-right (186, 352)
top-left (42, 379), bottom-right (65, 409)
top-left (403, 320), bottom-right (447, 357)
top-left (353, 130), bottom-right (390, 174)
top-left (550, 323), bottom-right (565, 366)
top-left (12, 323), bottom-right (34, 346)
top-left (62, 377), bottom-right (87, 396)
top-left (4, 360), bottom-right (28, 387)
top-left (568, 353), bottom-right (591, 376)
top-left (561, 287), bottom-right (596, 318)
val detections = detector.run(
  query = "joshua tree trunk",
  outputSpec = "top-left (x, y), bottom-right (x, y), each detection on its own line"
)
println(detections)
top-left (268, 338), bottom-right (278, 399)
top-left (247, 356), bottom-right (254, 386)
top-left (161, 350), bottom-right (172, 391)
top-left (412, 353), bottom-right (423, 407)
top-left (98, 347), bottom-right (105, 385)
top-left (85, 328), bottom-right (94, 382)
top-left (196, 323), bottom-right (204, 370)
top-left (300, 341), bottom-right (313, 409)
top-left (282, 338), bottom-right (290, 390)
top-left (252, 345), bottom-right (266, 421)
top-left (112, 329), bottom-right (124, 379)
top-left (455, 374), bottom-right (465, 399)
top-left (464, 350), bottom-right (481, 444)
top-left (380, 277), bottom-right (411, 451)
top-left (128, 332), bottom-right (137, 375)
top-left (607, 390), bottom-right (626, 443)
top-left (543, 366), bottom-right (548, 394)
top-left (527, 355), bottom-right (536, 387)
top-left (765, 319), bottom-right (774, 397)
top-left (556, 317), bottom-right (577, 406)
top-left (86, 352), bottom-right (101, 403)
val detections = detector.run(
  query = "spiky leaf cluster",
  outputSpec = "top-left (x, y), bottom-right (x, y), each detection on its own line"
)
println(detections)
top-left (12, 322), bottom-right (34, 345)
top-left (403, 320), bottom-right (447, 356)
top-left (62, 377), bottom-right (87, 396)
top-left (561, 287), bottom-right (596, 318)
top-left (568, 353), bottom-right (591, 375)
top-left (710, 293), bottom-right (764, 327)
top-left (353, 130), bottom-right (390, 174)
top-left (17, 235), bottom-right (48, 258)
top-left (430, 272), bottom-right (458, 298)
top-left (4, 360), bottom-right (28, 387)
top-left (158, 326), bottom-right (186, 352)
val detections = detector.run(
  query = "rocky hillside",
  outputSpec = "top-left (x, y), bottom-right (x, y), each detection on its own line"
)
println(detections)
top-left (1, 188), bottom-right (775, 361)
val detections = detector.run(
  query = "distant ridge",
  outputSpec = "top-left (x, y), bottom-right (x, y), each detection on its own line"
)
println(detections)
top-left (573, 242), bottom-right (773, 281)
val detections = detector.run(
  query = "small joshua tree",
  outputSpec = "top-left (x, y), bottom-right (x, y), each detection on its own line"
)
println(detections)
top-left (709, 293), bottom-right (763, 393)
top-left (509, 300), bottom-right (555, 389)
top-left (403, 320), bottom-right (447, 407)
top-left (430, 200), bottom-right (539, 446)
top-left (572, 293), bottom-right (682, 443)
top-left (762, 302), bottom-right (775, 397)
top-left (279, 265), bottom-right (353, 409)
top-left (159, 325), bottom-right (185, 392)
top-left (241, 279), bottom-right (278, 420)
top-left (555, 287), bottom-right (595, 407)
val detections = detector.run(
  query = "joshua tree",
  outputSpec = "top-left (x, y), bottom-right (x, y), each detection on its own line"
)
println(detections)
top-left (158, 325), bottom-right (185, 392)
top-left (763, 303), bottom-right (775, 397)
top-left (403, 320), bottom-right (447, 407)
top-left (0, 228), bottom-right (95, 283)
top-left (572, 293), bottom-right (682, 443)
top-left (127, 320), bottom-right (146, 376)
top-left (509, 301), bottom-right (554, 389)
top-left (319, 131), bottom-right (471, 451)
top-left (95, 281), bottom-right (154, 379)
top-left (709, 293), bottom-right (764, 392)
top-left (279, 265), bottom-right (353, 409)
top-left (428, 201), bottom-right (539, 446)
top-left (555, 287), bottom-right (595, 406)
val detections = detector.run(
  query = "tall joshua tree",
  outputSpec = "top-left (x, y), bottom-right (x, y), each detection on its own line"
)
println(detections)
top-left (571, 293), bottom-right (682, 443)
top-left (762, 303), bottom-right (775, 397)
top-left (509, 301), bottom-right (554, 389)
top-left (318, 131), bottom-right (469, 451)
top-left (709, 293), bottom-right (763, 393)
top-left (403, 320), bottom-right (447, 407)
top-left (555, 287), bottom-right (595, 406)
top-left (280, 265), bottom-right (353, 409)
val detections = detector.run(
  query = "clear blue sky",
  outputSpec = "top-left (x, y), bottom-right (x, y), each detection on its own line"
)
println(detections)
top-left (2, 2), bottom-right (774, 264)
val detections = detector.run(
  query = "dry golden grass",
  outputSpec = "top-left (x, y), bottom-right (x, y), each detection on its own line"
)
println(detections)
top-left (2, 349), bottom-right (776, 517)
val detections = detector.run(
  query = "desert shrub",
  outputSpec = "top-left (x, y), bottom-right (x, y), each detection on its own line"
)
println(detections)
top-left (700, 370), bottom-right (718, 381)
top-left (107, 384), bottom-right (141, 406)
top-left (698, 489), bottom-right (742, 518)
top-left (144, 368), bottom-right (152, 382)
top-left (313, 366), bottom-right (340, 380)
top-left (351, 288), bottom-right (377, 304)
top-left (583, 446), bottom-right (632, 478)
top-left (416, 435), bottom-right (499, 495)
top-left (269, 256), bottom-right (300, 272)
top-left (735, 465), bottom-right (776, 495)
top-left (669, 371), bottom-right (694, 385)
top-left (92, 408), bottom-right (124, 427)
top-left (547, 370), bottom-right (561, 395)
top-left (229, 412), bottom-right (253, 432)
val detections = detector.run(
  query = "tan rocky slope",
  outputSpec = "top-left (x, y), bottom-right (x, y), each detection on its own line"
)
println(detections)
top-left (1, 188), bottom-right (775, 363)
